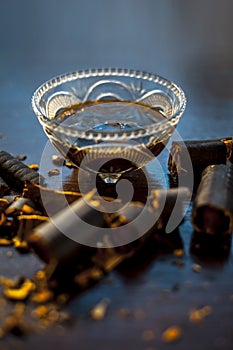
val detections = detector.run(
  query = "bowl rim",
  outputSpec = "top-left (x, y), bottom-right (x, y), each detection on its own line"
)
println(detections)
top-left (31, 68), bottom-right (186, 140)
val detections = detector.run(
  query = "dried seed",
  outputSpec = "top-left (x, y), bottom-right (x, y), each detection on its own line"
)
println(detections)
top-left (0, 275), bottom-right (20, 288)
top-left (47, 169), bottom-right (60, 177)
top-left (161, 325), bottom-right (183, 343)
top-left (74, 267), bottom-right (103, 287)
top-left (51, 155), bottom-right (64, 167)
top-left (2, 303), bottom-right (29, 337)
top-left (32, 305), bottom-right (49, 319)
top-left (0, 238), bottom-right (13, 246)
top-left (192, 263), bottom-right (202, 273)
top-left (102, 254), bottom-right (126, 272)
top-left (47, 309), bottom-right (59, 322)
top-left (12, 238), bottom-right (29, 252)
top-left (16, 155), bottom-right (27, 161)
top-left (65, 161), bottom-right (75, 169)
top-left (28, 164), bottom-right (39, 171)
top-left (5, 197), bottom-right (38, 216)
top-left (173, 249), bottom-right (184, 257)
top-left (4, 279), bottom-right (35, 300)
top-left (34, 270), bottom-right (46, 281)
top-left (90, 298), bottom-right (110, 321)
top-left (31, 290), bottom-right (54, 303)
top-left (189, 305), bottom-right (212, 323)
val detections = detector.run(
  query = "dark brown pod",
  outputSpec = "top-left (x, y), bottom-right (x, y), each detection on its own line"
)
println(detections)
top-left (229, 138), bottom-right (233, 164)
top-left (103, 187), bottom-right (189, 248)
top-left (148, 187), bottom-right (189, 231)
top-left (27, 186), bottom-right (189, 265)
top-left (0, 150), bottom-right (44, 193)
top-left (105, 187), bottom-right (189, 229)
top-left (27, 193), bottom-right (105, 264)
top-left (192, 163), bottom-right (233, 235)
top-left (168, 138), bottom-right (232, 178)
top-left (0, 177), bottom-right (10, 196)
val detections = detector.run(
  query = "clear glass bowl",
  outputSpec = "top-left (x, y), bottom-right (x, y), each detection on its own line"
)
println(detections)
top-left (32, 68), bottom-right (186, 183)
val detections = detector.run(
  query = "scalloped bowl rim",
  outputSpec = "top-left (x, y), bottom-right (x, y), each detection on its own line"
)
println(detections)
top-left (31, 68), bottom-right (186, 140)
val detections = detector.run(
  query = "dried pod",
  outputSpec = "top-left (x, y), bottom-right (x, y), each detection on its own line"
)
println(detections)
top-left (148, 187), bottom-right (189, 231)
top-left (0, 198), bottom-right (11, 226)
top-left (100, 188), bottom-right (188, 253)
top-left (190, 229), bottom-right (232, 258)
top-left (192, 163), bottom-right (233, 235)
top-left (105, 187), bottom-right (189, 236)
top-left (27, 186), bottom-right (188, 275)
top-left (0, 177), bottom-right (10, 196)
top-left (27, 191), bottom-right (104, 264)
top-left (168, 138), bottom-right (232, 178)
top-left (0, 150), bottom-right (44, 193)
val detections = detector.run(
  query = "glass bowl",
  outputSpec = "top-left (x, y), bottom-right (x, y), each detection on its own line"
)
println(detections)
top-left (32, 68), bottom-right (186, 183)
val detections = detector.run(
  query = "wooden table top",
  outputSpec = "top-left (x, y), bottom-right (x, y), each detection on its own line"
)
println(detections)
top-left (1, 1), bottom-right (233, 349)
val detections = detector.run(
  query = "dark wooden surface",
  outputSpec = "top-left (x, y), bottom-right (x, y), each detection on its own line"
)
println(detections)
top-left (1, 1), bottom-right (233, 349)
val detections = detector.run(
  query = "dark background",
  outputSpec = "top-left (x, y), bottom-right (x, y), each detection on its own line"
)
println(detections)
top-left (1, 0), bottom-right (233, 160)
top-left (0, 1), bottom-right (233, 349)
top-left (1, 0), bottom-right (233, 156)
